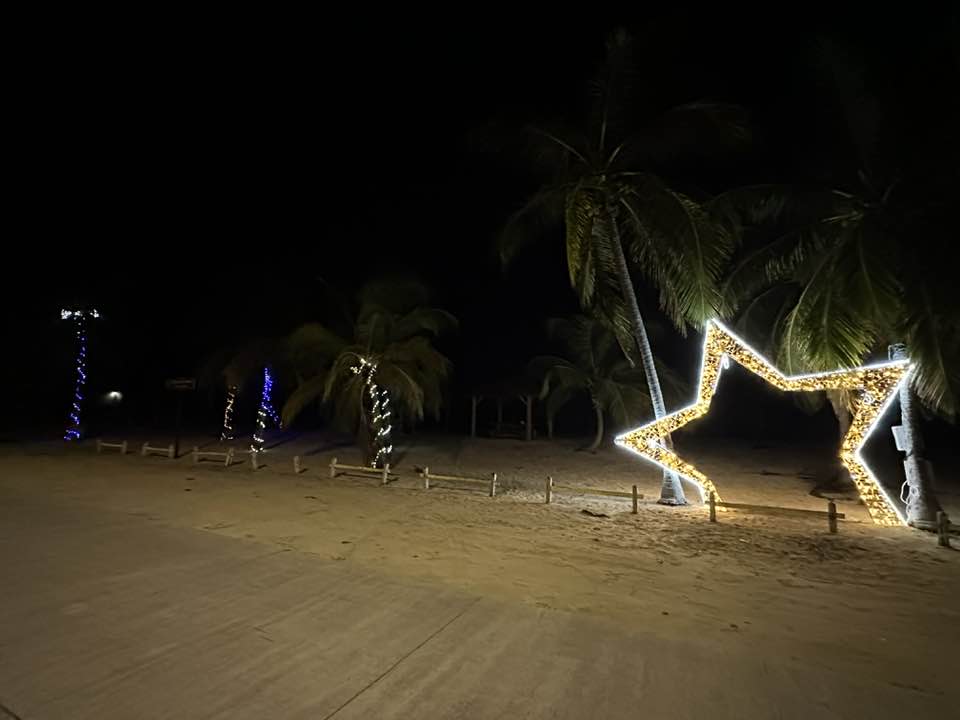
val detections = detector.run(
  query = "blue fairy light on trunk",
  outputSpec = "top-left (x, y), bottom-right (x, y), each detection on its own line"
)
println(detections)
top-left (250, 367), bottom-right (280, 453)
top-left (61, 308), bottom-right (100, 441)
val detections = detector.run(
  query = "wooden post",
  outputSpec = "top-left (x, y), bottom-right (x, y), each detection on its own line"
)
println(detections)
top-left (545, 476), bottom-right (553, 504)
top-left (382, 463), bottom-right (390, 485)
top-left (709, 492), bottom-right (717, 523)
top-left (96, 439), bottom-right (103, 453)
top-left (828, 501), bottom-right (838, 534)
top-left (192, 447), bottom-right (199, 464)
top-left (141, 442), bottom-right (148, 457)
top-left (251, 452), bottom-right (259, 470)
top-left (329, 457), bottom-right (337, 478)
top-left (167, 444), bottom-right (175, 459)
top-left (470, 396), bottom-right (477, 438)
top-left (121, 440), bottom-right (128, 455)
top-left (225, 448), bottom-right (234, 467)
top-left (525, 395), bottom-right (533, 441)
top-left (632, 485), bottom-right (639, 514)
top-left (293, 455), bottom-right (301, 474)
top-left (490, 472), bottom-right (498, 497)
top-left (938, 511), bottom-right (951, 548)
top-left (423, 466), bottom-right (430, 490)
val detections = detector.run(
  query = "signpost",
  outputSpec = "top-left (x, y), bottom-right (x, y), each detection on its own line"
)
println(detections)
top-left (165, 378), bottom-right (196, 459)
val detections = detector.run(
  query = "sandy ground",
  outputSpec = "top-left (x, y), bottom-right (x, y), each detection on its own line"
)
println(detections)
top-left (1, 437), bottom-right (959, 717)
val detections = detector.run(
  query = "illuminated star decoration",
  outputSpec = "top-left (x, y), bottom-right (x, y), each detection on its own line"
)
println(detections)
top-left (615, 319), bottom-right (911, 526)
top-left (61, 308), bottom-right (100, 441)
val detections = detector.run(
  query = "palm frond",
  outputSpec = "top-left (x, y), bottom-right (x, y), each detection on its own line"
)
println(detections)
top-left (613, 102), bottom-right (750, 170)
top-left (287, 323), bottom-right (347, 372)
top-left (498, 185), bottom-right (569, 267)
top-left (281, 373), bottom-right (329, 428)
top-left (565, 187), bottom-right (601, 305)
top-left (901, 284), bottom-right (960, 419)
top-left (621, 177), bottom-right (734, 330)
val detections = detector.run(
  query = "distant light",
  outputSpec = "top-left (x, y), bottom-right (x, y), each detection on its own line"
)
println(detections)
top-left (104, 391), bottom-right (123, 404)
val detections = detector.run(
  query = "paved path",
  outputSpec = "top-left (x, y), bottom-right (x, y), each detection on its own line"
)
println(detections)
top-left (0, 488), bottom-right (949, 719)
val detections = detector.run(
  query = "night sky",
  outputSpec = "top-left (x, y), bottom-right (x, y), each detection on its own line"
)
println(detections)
top-left (6, 8), bottom-right (958, 440)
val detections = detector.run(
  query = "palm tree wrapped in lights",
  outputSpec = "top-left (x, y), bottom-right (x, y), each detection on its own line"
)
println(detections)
top-left (351, 357), bottom-right (393, 468)
top-left (283, 280), bottom-right (454, 467)
top-left (250, 367), bottom-right (281, 454)
top-left (61, 308), bottom-right (100, 441)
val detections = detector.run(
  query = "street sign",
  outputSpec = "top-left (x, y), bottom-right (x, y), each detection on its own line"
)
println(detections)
top-left (165, 378), bottom-right (197, 391)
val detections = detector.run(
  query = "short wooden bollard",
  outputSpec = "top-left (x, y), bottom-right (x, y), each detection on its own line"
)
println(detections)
top-left (545, 476), bottom-right (553, 504)
top-left (192, 447), bottom-right (200, 463)
top-left (938, 511), bottom-right (951, 548)
top-left (293, 456), bottom-right (302, 474)
top-left (423, 466), bottom-right (430, 489)
top-left (632, 485), bottom-right (639, 514)
top-left (381, 463), bottom-right (390, 486)
top-left (828, 501), bottom-right (838, 534)
top-left (251, 452), bottom-right (259, 470)
top-left (709, 492), bottom-right (717, 523)
top-left (489, 472), bottom-right (498, 498)
top-left (329, 457), bottom-right (338, 478)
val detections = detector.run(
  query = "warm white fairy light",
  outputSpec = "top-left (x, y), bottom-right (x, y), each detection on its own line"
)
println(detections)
top-left (221, 384), bottom-right (237, 441)
top-left (351, 356), bottom-right (393, 467)
top-left (615, 319), bottom-right (911, 526)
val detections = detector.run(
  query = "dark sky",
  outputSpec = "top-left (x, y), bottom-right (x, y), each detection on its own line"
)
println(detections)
top-left (6, 7), bottom-right (958, 434)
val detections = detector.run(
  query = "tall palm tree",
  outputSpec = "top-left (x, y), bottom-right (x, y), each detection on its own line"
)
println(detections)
top-left (719, 38), bottom-right (959, 524)
top-left (530, 316), bottom-right (682, 451)
top-left (282, 280), bottom-right (456, 466)
top-left (500, 29), bottom-right (746, 503)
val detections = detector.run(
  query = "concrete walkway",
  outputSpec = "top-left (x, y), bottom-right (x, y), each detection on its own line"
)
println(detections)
top-left (0, 489), bottom-right (949, 719)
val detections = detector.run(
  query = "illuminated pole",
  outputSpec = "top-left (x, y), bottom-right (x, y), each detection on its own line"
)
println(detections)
top-left (61, 308), bottom-right (100, 441)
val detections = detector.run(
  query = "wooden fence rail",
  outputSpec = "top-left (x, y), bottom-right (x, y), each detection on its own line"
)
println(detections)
top-left (420, 467), bottom-right (498, 497)
top-left (192, 447), bottom-right (235, 467)
top-left (96, 439), bottom-right (128, 454)
top-left (709, 492), bottom-right (844, 533)
top-left (543, 476), bottom-right (640, 514)
top-left (329, 457), bottom-right (394, 485)
top-left (141, 442), bottom-right (174, 459)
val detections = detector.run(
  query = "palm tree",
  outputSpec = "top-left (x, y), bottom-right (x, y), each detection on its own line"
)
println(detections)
top-left (197, 337), bottom-right (284, 442)
top-left (530, 316), bottom-right (681, 451)
top-left (500, 29), bottom-right (746, 503)
top-left (282, 280), bottom-right (456, 466)
top-left (718, 38), bottom-right (958, 524)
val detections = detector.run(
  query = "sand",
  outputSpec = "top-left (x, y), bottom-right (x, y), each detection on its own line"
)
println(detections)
top-left (1, 435), bottom-right (958, 715)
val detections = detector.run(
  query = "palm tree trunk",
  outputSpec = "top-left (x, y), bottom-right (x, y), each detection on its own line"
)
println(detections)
top-left (826, 390), bottom-right (852, 488)
top-left (606, 208), bottom-right (687, 504)
top-left (587, 399), bottom-right (604, 451)
top-left (889, 344), bottom-right (942, 524)
top-left (220, 385), bottom-right (237, 441)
